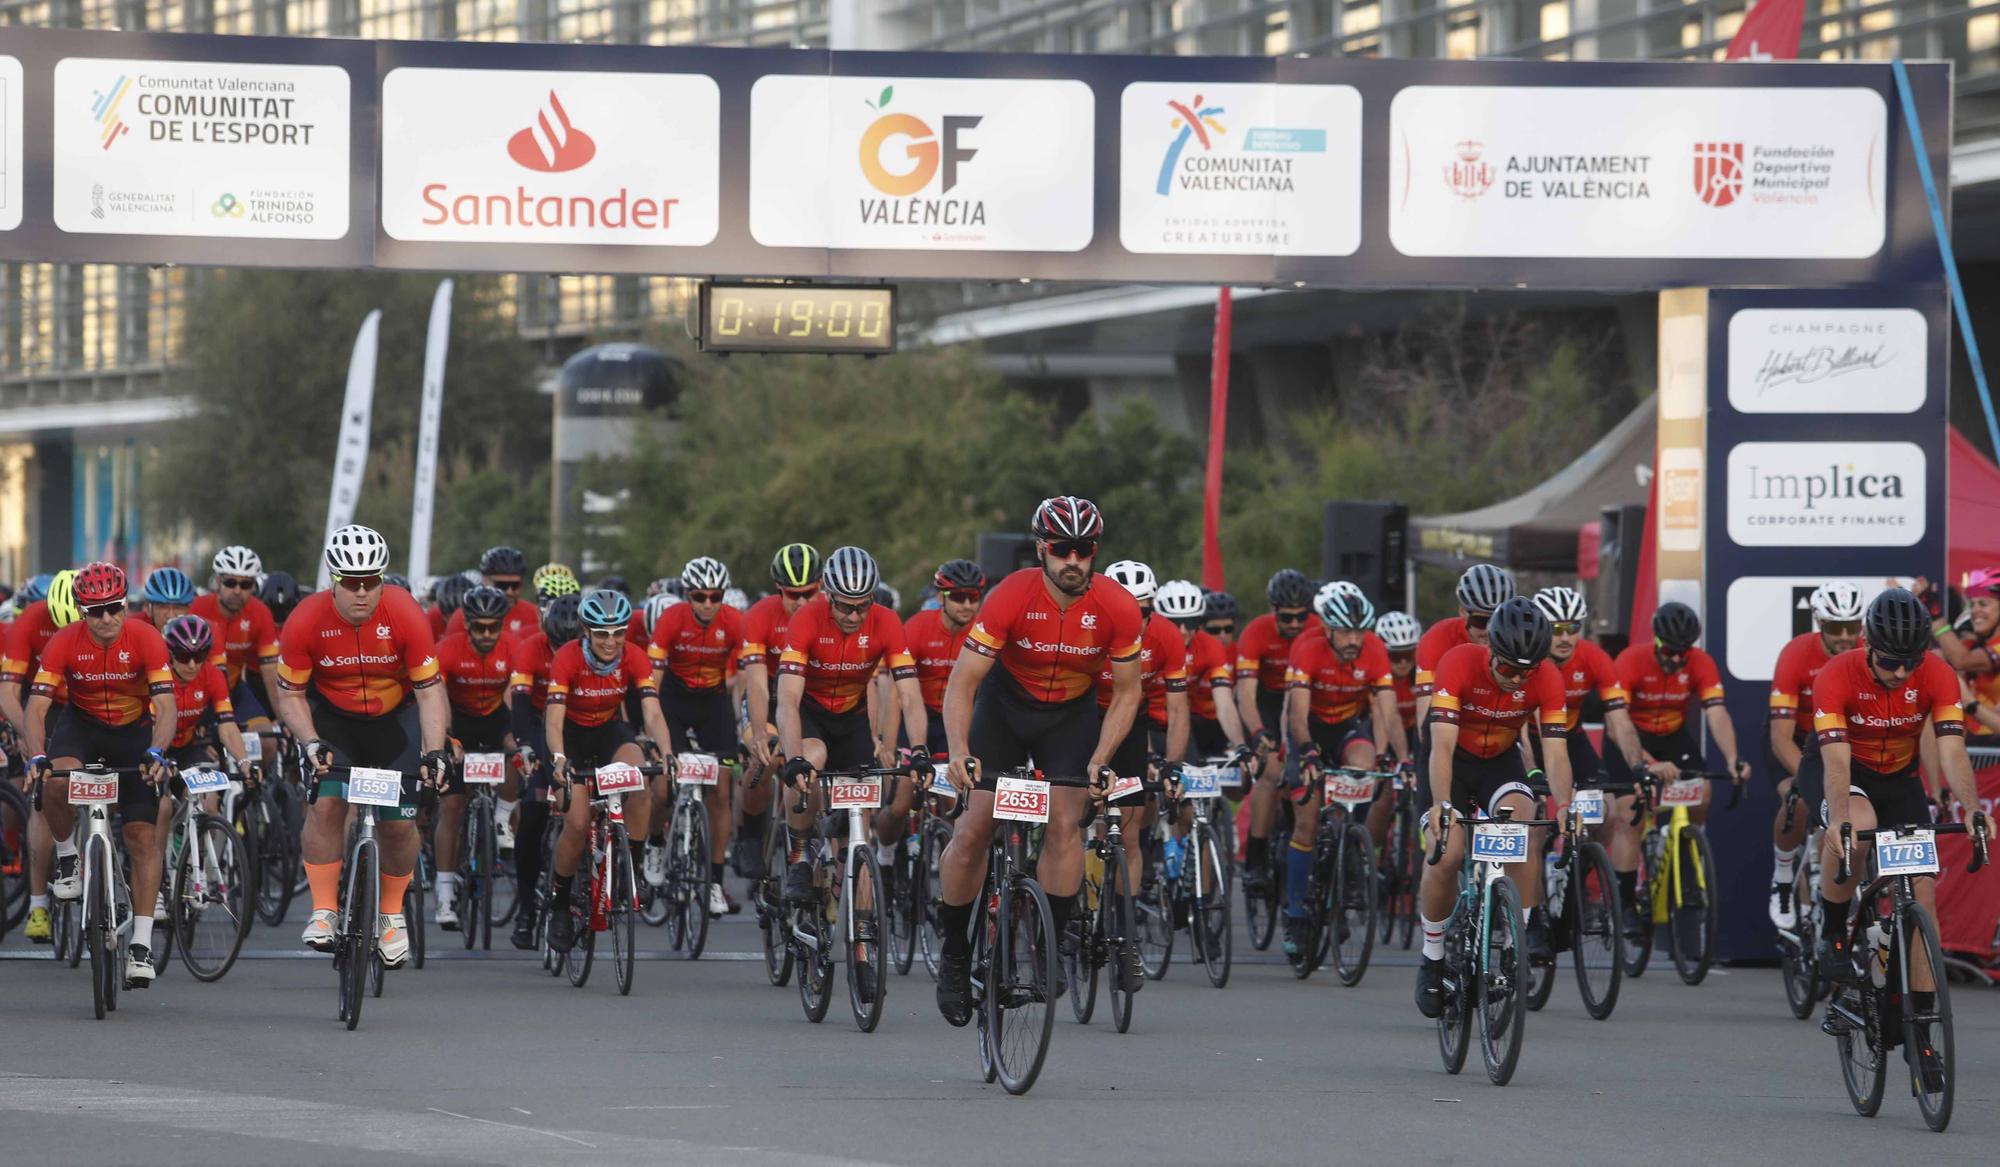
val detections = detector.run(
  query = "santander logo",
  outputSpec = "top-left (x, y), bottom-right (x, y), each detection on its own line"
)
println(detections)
top-left (507, 92), bottom-right (596, 173)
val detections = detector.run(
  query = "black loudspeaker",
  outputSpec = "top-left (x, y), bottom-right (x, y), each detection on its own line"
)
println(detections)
top-left (977, 533), bottom-right (1039, 586)
top-left (1591, 504), bottom-right (1647, 642)
top-left (1319, 501), bottom-right (1408, 610)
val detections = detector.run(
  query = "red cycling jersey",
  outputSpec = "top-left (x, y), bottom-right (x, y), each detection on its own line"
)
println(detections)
top-left (1391, 671), bottom-right (1417, 730)
top-left (1414, 616), bottom-right (1472, 698)
top-left (446, 598), bottom-right (544, 643)
top-left (437, 631), bottom-right (513, 717)
top-left (190, 593), bottom-right (281, 688)
top-left (903, 608), bottom-right (972, 714)
top-left (32, 619), bottom-right (173, 727)
top-left (428, 606), bottom-right (448, 639)
top-left (1616, 643), bottom-right (1724, 737)
top-left (1286, 631), bottom-right (1393, 725)
top-left (1769, 631), bottom-right (1839, 742)
top-left (1233, 613), bottom-right (1298, 694)
top-left (965, 568), bottom-right (1144, 705)
top-left (1812, 649), bottom-right (1963, 772)
top-left (276, 588), bottom-right (440, 718)
top-left (738, 594), bottom-right (799, 673)
top-left (169, 663), bottom-right (234, 749)
top-left (648, 602), bottom-right (743, 691)
top-left (545, 640), bottom-right (656, 728)
top-left (779, 598), bottom-right (915, 715)
top-left (1426, 642), bottom-right (1568, 760)
top-left (508, 632), bottom-right (555, 712)
top-left (1550, 639), bottom-right (1629, 732)
top-left (626, 608), bottom-right (651, 650)
top-left (1, 600), bottom-right (60, 688)
top-left (1095, 612), bottom-right (1187, 728)
top-left (1184, 629), bottom-right (1233, 722)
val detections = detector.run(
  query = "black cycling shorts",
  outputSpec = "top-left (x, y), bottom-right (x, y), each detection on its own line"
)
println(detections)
top-left (1447, 748), bottom-right (1536, 817)
top-left (798, 696), bottom-right (875, 772)
top-left (1606, 726), bottom-right (1702, 782)
top-left (1308, 714), bottom-right (1373, 760)
top-left (229, 678), bottom-right (271, 724)
top-left (924, 715), bottom-right (949, 760)
top-left (1255, 688), bottom-right (1285, 742)
top-left (1107, 715), bottom-right (1161, 784)
top-left (659, 676), bottom-right (739, 761)
top-left (1793, 750), bottom-right (1827, 823)
top-left (1191, 716), bottom-right (1230, 760)
top-left (451, 705), bottom-right (510, 753)
top-left (565, 717), bottom-right (639, 773)
top-left (968, 670), bottom-right (1099, 788)
top-left (310, 696), bottom-right (422, 822)
top-left (51, 711), bottom-right (160, 822)
top-left (1832, 762), bottom-right (1932, 832)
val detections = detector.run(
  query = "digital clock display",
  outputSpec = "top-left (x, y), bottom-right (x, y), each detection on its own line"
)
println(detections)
top-left (699, 283), bottom-right (896, 355)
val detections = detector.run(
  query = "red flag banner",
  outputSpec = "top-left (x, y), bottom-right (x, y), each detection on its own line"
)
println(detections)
top-left (1726, 0), bottom-right (1805, 60)
top-left (1202, 288), bottom-right (1232, 592)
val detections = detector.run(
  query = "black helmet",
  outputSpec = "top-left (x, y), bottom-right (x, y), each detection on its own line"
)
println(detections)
top-left (436, 574), bottom-right (475, 616)
top-left (1865, 587), bottom-right (1933, 659)
top-left (934, 559), bottom-right (987, 592)
top-left (596, 575), bottom-right (631, 598)
top-left (1487, 597), bottom-right (1552, 669)
top-left (770, 543), bottom-right (822, 589)
top-left (1456, 563), bottom-right (1516, 615)
top-left (385, 572), bottom-right (411, 593)
top-left (480, 546), bottom-right (528, 577)
top-left (461, 585), bottom-right (511, 622)
top-left (1203, 589), bottom-right (1238, 621)
top-left (542, 593), bottom-right (583, 648)
top-left (1652, 601), bottom-right (1702, 652)
top-left (259, 571), bottom-right (301, 621)
top-left (1266, 569), bottom-right (1313, 610)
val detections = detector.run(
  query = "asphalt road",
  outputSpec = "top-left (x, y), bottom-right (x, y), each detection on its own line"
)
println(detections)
top-left (4, 882), bottom-right (1999, 1166)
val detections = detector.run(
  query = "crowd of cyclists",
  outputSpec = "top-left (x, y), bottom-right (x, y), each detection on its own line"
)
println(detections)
top-left (1, 492), bottom-right (1994, 1103)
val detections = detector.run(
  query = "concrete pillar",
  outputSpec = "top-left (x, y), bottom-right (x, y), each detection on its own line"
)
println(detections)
top-left (30, 438), bottom-right (71, 572)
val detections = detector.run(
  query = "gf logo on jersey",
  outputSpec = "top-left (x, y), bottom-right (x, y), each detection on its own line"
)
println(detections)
top-left (1510, 690), bottom-right (1526, 703)
top-left (1080, 614), bottom-right (1098, 630)
top-left (117, 650), bottom-right (129, 663)
top-left (1905, 688), bottom-right (1919, 702)
top-left (376, 624), bottom-right (391, 639)
top-left (858, 635), bottom-right (871, 648)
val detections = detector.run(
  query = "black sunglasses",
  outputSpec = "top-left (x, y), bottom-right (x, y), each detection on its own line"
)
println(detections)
top-left (1466, 612), bottom-right (1492, 630)
top-left (218, 576), bottom-right (258, 591)
top-left (1046, 540), bottom-right (1097, 561)
top-left (687, 589), bottom-right (725, 604)
top-left (489, 577), bottom-right (523, 592)
top-left (1871, 650), bottom-right (1925, 675)
top-left (1275, 609), bottom-right (1310, 625)
top-left (1203, 622), bottom-right (1234, 636)
top-left (944, 589), bottom-right (984, 604)
top-left (831, 597), bottom-right (872, 616)
top-left (82, 602), bottom-right (125, 620)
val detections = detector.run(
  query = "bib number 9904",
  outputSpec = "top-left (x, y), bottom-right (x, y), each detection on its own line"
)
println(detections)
top-left (1572, 789), bottom-right (1605, 825)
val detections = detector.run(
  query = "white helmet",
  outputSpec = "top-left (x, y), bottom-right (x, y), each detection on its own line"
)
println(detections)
top-left (1532, 586), bottom-right (1588, 625)
top-left (681, 556), bottom-right (731, 592)
top-left (724, 587), bottom-right (750, 612)
top-left (1811, 581), bottom-right (1865, 624)
top-left (1376, 610), bottom-right (1422, 650)
top-left (1155, 579), bottom-right (1205, 621)
top-left (823, 546), bottom-right (880, 600)
top-left (1103, 560), bottom-right (1156, 603)
top-left (1314, 580), bottom-right (1375, 630)
top-left (213, 544), bottom-right (263, 578)
top-left (642, 593), bottom-right (677, 628)
top-left (324, 525), bottom-right (390, 575)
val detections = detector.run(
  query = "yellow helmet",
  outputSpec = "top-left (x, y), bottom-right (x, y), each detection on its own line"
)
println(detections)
top-left (533, 563), bottom-right (579, 602)
top-left (45, 568), bottom-right (80, 627)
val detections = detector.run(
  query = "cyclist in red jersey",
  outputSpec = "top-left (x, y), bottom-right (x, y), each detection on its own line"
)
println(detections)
top-left (1, 572), bottom-right (75, 943)
top-left (1764, 582), bottom-right (1864, 931)
top-left (159, 615), bottom-right (253, 774)
top-left (1096, 561), bottom-right (1188, 908)
top-left (740, 544), bottom-right (823, 848)
top-left (1376, 610), bottom-right (1423, 753)
top-left (776, 549), bottom-right (924, 912)
top-left (503, 595), bottom-right (576, 949)
top-left (1413, 598), bottom-right (1575, 1016)
top-left (441, 547), bottom-right (542, 641)
top-left (24, 563), bottom-right (176, 987)
top-left (430, 585), bottom-right (519, 933)
top-left (1813, 590), bottom-right (1991, 1046)
top-left (646, 556), bottom-right (744, 918)
top-left (1202, 589), bottom-right (1238, 654)
top-left (276, 526), bottom-right (452, 968)
top-left (1236, 568), bottom-right (1315, 898)
top-left (1609, 601), bottom-right (1749, 815)
top-left (542, 589), bottom-right (671, 956)
top-left (933, 497), bottom-right (1146, 1024)
top-left (1157, 580), bottom-right (1242, 759)
top-left (905, 559), bottom-right (987, 759)
top-left (133, 567), bottom-right (197, 631)
top-left (1413, 563), bottom-right (1514, 729)
top-left (195, 545), bottom-right (283, 731)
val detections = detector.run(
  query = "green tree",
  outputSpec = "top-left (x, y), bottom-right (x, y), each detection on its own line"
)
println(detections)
top-left (150, 270), bottom-right (546, 579)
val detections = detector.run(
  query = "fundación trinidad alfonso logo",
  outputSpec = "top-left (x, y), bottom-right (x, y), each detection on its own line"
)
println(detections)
top-left (857, 86), bottom-right (980, 197)
top-left (89, 73), bottom-right (135, 150)
top-left (1155, 94), bottom-right (1226, 195)
top-left (1694, 141), bottom-right (1744, 208)
top-left (1443, 140), bottom-right (1494, 200)
top-left (507, 91), bottom-right (596, 173)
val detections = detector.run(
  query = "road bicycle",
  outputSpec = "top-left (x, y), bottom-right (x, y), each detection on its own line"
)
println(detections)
top-left (1285, 765), bottom-right (1388, 985)
top-left (1521, 781), bottom-right (1629, 1020)
top-left (789, 764), bottom-right (908, 1032)
top-left (149, 764), bottom-right (250, 982)
top-left (1163, 760), bottom-right (1234, 988)
top-left (1627, 768), bottom-right (1740, 984)
top-left (658, 747), bottom-right (720, 958)
top-left (914, 763), bottom-right (960, 981)
top-left (1377, 761), bottom-right (1424, 951)
top-left (550, 761), bottom-right (661, 996)
top-left (1823, 819), bottom-right (1987, 1131)
top-left (1072, 771), bottom-right (1145, 1031)
top-left (41, 763), bottom-right (150, 1019)
top-left (454, 750), bottom-right (513, 950)
top-left (325, 765), bottom-right (423, 1031)
top-left (956, 761), bottom-right (1058, 1096)
top-left (1775, 784), bottom-right (1830, 1021)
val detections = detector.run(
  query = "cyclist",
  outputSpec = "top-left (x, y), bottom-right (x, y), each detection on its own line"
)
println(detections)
top-left (741, 543), bottom-right (823, 871)
top-left (445, 547), bottom-right (542, 640)
top-left (1237, 568), bottom-right (1316, 898)
top-left (2, 568), bottom-right (75, 943)
top-left (1414, 597), bottom-right (1575, 1016)
top-left (1282, 580), bottom-right (1401, 955)
top-left (1202, 589), bottom-right (1238, 653)
top-left (277, 525), bottom-right (453, 968)
top-left (934, 496), bottom-right (1146, 1023)
top-left (430, 573), bottom-right (474, 638)
top-left (1610, 600), bottom-right (1751, 819)
top-left (161, 615), bottom-right (254, 776)
top-left (505, 594), bottom-right (580, 949)
top-left (542, 589), bottom-right (672, 956)
top-left (1097, 560), bottom-right (1188, 909)
top-left (1377, 610), bottom-right (1423, 753)
top-left (258, 570), bottom-right (304, 629)
top-left (1815, 589), bottom-right (1992, 1090)
top-left (23, 563), bottom-right (176, 987)
top-left (133, 567), bottom-right (197, 629)
top-left (646, 555), bottom-right (743, 918)
top-left (533, 562), bottom-right (580, 607)
top-left (1414, 563), bottom-right (1515, 730)
top-left (432, 585), bottom-right (519, 932)
top-left (191, 546), bottom-right (284, 732)
top-left (904, 559), bottom-right (989, 761)
top-left (1157, 580), bottom-right (1243, 760)
top-left (1766, 582), bottom-right (1864, 930)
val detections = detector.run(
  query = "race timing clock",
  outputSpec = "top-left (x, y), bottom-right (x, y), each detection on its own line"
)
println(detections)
top-left (698, 283), bottom-right (896, 355)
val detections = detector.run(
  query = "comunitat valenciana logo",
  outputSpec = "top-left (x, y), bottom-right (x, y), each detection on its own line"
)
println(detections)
top-left (418, 89), bottom-right (681, 232)
top-left (1153, 93), bottom-right (1318, 198)
top-left (855, 86), bottom-right (984, 227)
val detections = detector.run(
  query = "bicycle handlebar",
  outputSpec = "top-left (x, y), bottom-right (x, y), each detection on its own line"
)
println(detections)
top-left (1838, 818), bottom-right (1990, 882)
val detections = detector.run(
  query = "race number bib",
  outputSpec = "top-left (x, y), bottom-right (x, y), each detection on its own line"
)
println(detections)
top-left (243, 733), bottom-right (262, 762)
top-left (67, 772), bottom-right (118, 805)
top-left (1659, 779), bottom-right (1705, 808)
top-left (1875, 829), bottom-right (1940, 877)
top-left (346, 767), bottom-right (404, 808)
top-left (676, 753), bottom-right (721, 786)
top-left (1108, 774), bottom-right (1146, 804)
top-left (829, 775), bottom-right (882, 810)
top-left (930, 763), bottom-right (957, 800)
top-left (1324, 772), bottom-right (1377, 804)
top-left (182, 768), bottom-right (230, 795)
top-left (1572, 789), bottom-right (1606, 826)
top-left (1180, 766), bottom-right (1223, 800)
top-left (1470, 821), bottom-right (1531, 864)
top-left (463, 753), bottom-right (505, 785)
top-left (993, 775), bottom-right (1052, 824)
top-left (593, 762), bottom-right (646, 796)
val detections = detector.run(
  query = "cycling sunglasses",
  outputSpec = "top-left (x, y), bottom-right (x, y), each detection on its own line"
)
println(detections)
top-left (1171, 617), bottom-right (1205, 633)
top-left (468, 619), bottom-right (503, 636)
top-left (831, 597), bottom-right (872, 617)
top-left (1388, 650), bottom-right (1416, 666)
top-left (1274, 608), bottom-right (1310, 626)
top-left (334, 573), bottom-right (382, 593)
top-left (780, 586), bottom-right (821, 601)
top-left (1045, 540), bottom-right (1096, 561)
top-left (1491, 657), bottom-right (1532, 680)
top-left (1466, 612), bottom-right (1492, 630)
top-left (1551, 621), bottom-right (1581, 636)
top-left (1871, 650), bottom-right (1925, 675)
top-left (944, 589), bottom-right (984, 604)
top-left (218, 576), bottom-right (259, 591)
top-left (489, 576), bottom-right (523, 592)
top-left (1653, 638), bottom-right (1690, 663)
top-left (1204, 621), bottom-right (1235, 637)
top-left (1820, 620), bottom-right (1862, 638)
top-left (169, 648), bottom-right (206, 664)
top-left (687, 589), bottom-right (725, 604)
top-left (82, 602), bottom-right (125, 620)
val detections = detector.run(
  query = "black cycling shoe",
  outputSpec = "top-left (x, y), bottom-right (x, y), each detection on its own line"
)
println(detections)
top-left (546, 905), bottom-right (577, 954)
top-left (1241, 867), bottom-right (1272, 897)
top-left (1115, 944), bottom-right (1145, 994)
top-left (1525, 917), bottom-right (1554, 964)
top-left (852, 946), bottom-right (878, 1003)
top-left (510, 903), bottom-right (539, 951)
top-left (732, 834), bottom-right (769, 881)
top-left (936, 952), bottom-right (974, 1027)
top-left (782, 861), bottom-right (815, 904)
top-left (1818, 936), bottom-right (1858, 985)
top-left (1915, 1043), bottom-right (1946, 1094)
top-left (1415, 956), bottom-right (1447, 1018)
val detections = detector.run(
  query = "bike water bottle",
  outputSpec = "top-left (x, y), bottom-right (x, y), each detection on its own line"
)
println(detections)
top-left (1544, 851), bottom-right (1566, 917)
top-left (1866, 920), bottom-right (1889, 988)
top-left (1163, 835), bottom-right (1185, 882)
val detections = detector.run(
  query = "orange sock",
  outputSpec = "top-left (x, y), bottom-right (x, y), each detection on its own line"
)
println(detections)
top-left (380, 872), bottom-right (411, 916)
top-left (305, 861), bottom-right (341, 913)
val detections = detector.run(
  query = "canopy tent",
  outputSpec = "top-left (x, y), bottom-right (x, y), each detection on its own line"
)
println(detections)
top-left (1411, 398), bottom-right (1654, 573)
top-left (1951, 426), bottom-right (2000, 587)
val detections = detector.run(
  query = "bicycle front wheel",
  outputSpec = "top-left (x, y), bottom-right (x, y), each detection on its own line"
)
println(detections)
top-left (611, 828), bottom-right (638, 997)
top-left (1331, 823), bottom-right (1377, 988)
top-left (1190, 823), bottom-right (1232, 989)
top-left (252, 790), bottom-right (297, 927)
top-left (1245, 847), bottom-right (1279, 952)
top-left (889, 832), bottom-right (918, 977)
top-left (759, 822), bottom-right (793, 987)
top-left (176, 816), bottom-right (251, 982)
top-left (85, 835), bottom-right (113, 1020)
top-left (676, 802), bottom-right (711, 959)
top-left (1901, 902), bottom-right (1954, 1131)
top-left (338, 843), bottom-right (376, 1030)
top-left (918, 815), bottom-right (952, 981)
top-left (1834, 982), bottom-right (1886, 1116)
top-left (1780, 872), bottom-right (1819, 1021)
top-left (988, 877), bottom-right (1056, 1096)
top-left (461, 807), bottom-right (485, 952)
top-left (1570, 841), bottom-right (1623, 1021)
top-left (847, 847), bottom-right (888, 1033)
top-left (1669, 825), bottom-right (1719, 985)
top-left (1478, 876), bottom-right (1529, 1086)
top-left (1071, 858), bottom-right (1102, 1024)
top-left (1106, 846), bottom-right (1134, 1033)
top-left (797, 863), bottom-right (835, 1023)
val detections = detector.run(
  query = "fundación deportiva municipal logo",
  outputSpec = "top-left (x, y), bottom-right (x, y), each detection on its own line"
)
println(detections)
top-left (1693, 141), bottom-right (1744, 208)
top-left (88, 73), bottom-right (135, 150)
top-left (506, 91), bottom-right (596, 173)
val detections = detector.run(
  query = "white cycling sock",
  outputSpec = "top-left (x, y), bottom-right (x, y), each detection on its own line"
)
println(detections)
top-left (1421, 914), bottom-right (1449, 961)
top-left (1772, 845), bottom-right (1799, 884)
top-left (29, 893), bottom-right (48, 910)
top-left (875, 842), bottom-right (896, 867)
top-left (132, 916), bottom-right (154, 949)
top-left (55, 839), bottom-right (77, 858)
top-left (498, 798), bottom-right (518, 820)
top-left (435, 872), bottom-right (458, 898)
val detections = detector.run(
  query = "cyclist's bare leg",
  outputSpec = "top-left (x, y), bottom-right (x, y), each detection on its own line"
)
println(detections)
top-left (28, 806), bottom-right (51, 897)
top-left (40, 761), bottom-right (82, 845)
top-left (938, 790), bottom-right (995, 906)
top-left (121, 819), bottom-right (162, 934)
top-left (613, 743), bottom-right (653, 842)
top-left (435, 791), bottom-right (466, 876)
top-left (1037, 786), bottom-right (1090, 900)
top-left (705, 767), bottom-right (732, 872)
top-left (1817, 795), bottom-right (1877, 913)
top-left (1120, 800), bottom-right (1150, 891)
top-left (1608, 793), bottom-right (1642, 871)
top-left (874, 775), bottom-right (913, 850)
top-left (1249, 748), bottom-right (1279, 840)
top-left (1419, 822), bottom-right (1467, 922)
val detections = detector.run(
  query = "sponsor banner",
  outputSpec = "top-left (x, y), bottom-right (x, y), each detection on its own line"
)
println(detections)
top-left (1725, 440), bottom-right (1925, 547)
top-left (750, 75), bottom-right (1095, 252)
top-left (1659, 446), bottom-right (1704, 554)
top-left (1388, 86), bottom-right (1885, 258)
top-left (0, 56), bottom-right (19, 230)
top-left (1725, 307), bottom-right (1926, 414)
top-left (381, 68), bottom-right (718, 246)
top-left (1721, 574), bottom-right (1909, 680)
top-left (52, 56), bottom-right (351, 239)
top-left (1117, 81), bottom-right (1361, 257)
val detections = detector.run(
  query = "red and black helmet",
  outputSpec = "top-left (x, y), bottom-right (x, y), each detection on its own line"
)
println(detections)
top-left (934, 559), bottom-right (988, 592)
top-left (1030, 495), bottom-right (1104, 542)
top-left (73, 562), bottom-right (128, 607)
